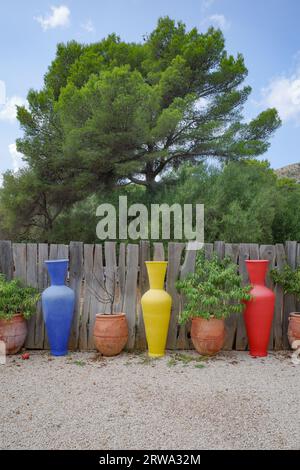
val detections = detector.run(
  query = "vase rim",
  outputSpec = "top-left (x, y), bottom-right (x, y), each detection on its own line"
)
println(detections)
top-left (45, 259), bottom-right (69, 264)
top-left (245, 260), bottom-right (269, 263)
top-left (145, 261), bottom-right (168, 264)
top-left (96, 313), bottom-right (126, 318)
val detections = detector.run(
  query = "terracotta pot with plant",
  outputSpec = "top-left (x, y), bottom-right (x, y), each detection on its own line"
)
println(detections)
top-left (176, 252), bottom-right (251, 355)
top-left (90, 271), bottom-right (128, 356)
top-left (270, 265), bottom-right (300, 351)
top-left (0, 274), bottom-right (40, 354)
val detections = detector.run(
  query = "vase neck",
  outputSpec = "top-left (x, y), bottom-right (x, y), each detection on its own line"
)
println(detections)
top-left (246, 260), bottom-right (268, 285)
top-left (45, 259), bottom-right (68, 286)
top-left (146, 261), bottom-right (168, 289)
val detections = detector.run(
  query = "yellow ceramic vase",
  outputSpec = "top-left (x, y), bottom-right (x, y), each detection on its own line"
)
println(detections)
top-left (141, 261), bottom-right (172, 357)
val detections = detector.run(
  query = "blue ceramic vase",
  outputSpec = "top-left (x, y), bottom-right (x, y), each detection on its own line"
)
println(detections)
top-left (42, 259), bottom-right (75, 356)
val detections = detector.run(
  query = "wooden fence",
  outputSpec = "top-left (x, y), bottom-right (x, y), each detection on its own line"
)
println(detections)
top-left (0, 240), bottom-right (298, 351)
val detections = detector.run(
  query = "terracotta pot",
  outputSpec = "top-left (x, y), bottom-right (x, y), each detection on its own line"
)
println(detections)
top-left (288, 313), bottom-right (300, 347)
top-left (244, 260), bottom-right (275, 357)
top-left (93, 313), bottom-right (128, 356)
top-left (191, 317), bottom-right (225, 355)
top-left (0, 314), bottom-right (27, 354)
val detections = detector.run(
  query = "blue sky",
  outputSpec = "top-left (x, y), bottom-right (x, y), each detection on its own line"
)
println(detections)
top-left (1, 0), bottom-right (300, 179)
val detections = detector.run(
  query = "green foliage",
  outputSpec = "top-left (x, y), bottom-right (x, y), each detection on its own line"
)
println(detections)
top-left (176, 251), bottom-right (251, 322)
top-left (3, 17), bottom-right (280, 233)
top-left (270, 265), bottom-right (300, 298)
top-left (0, 274), bottom-right (40, 320)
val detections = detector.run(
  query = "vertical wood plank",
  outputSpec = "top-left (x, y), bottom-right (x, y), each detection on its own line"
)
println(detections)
top-left (43, 244), bottom-right (58, 349)
top-left (79, 244), bottom-right (94, 350)
top-left (104, 242), bottom-right (117, 314)
top-left (117, 243), bottom-right (126, 312)
top-left (153, 242), bottom-right (165, 260)
top-left (87, 244), bottom-right (105, 350)
top-left (166, 242), bottom-right (185, 350)
top-left (223, 243), bottom-right (240, 350)
top-left (123, 244), bottom-right (139, 351)
top-left (13, 243), bottom-right (27, 281)
top-left (260, 244), bottom-right (276, 350)
top-left (68, 242), bottom-right (83, 350)
top-left (0, 240), bottom-right (13, 280)
top-left (35, 243), bottom-right (48, 349)
top-left (25, 244), bottom-right (38, 348)
top-left (236, 243), bottom-right (250, 350)
top-left (283, 241), bottom-right (297, 348)
top-left (214, 241), bottom-right (225, 259)
top-left (204, 243), bottom-right (213, 260)
top-left (274, 244), bottom-right (285, 350)
top-left (135, 241), bottom-right (150, 350)
top-left (177, 246), bottom-right (197, 350)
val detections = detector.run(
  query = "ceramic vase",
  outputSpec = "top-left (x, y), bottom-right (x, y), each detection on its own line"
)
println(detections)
top-left (244, 260), bottom-right (275, 357)
top-left (42, 259), bottom-right (75, 356)
top-left (141, 261), bottom-right (172, 357)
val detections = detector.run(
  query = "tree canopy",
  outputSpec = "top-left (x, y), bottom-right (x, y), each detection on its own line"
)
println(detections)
top-left (0, 17), bottom-right (286, 242)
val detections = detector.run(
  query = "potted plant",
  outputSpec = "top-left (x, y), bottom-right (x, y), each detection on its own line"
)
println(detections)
top-left (89, 272), bottom-right (128, 356)
top-left (176, 252), bottom-right (251, 355)
top-left (0, 274), bottom-right (40, 354)
top-left (270, 265), bottom-right (300, 349)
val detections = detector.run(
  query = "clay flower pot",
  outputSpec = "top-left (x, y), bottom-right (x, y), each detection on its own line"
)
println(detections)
top-left (191, 317), bottom-right (225, 355)
top-left (0, 314), bottom-right (27, 354)
top-left (93, 313), bottom-right (128, 356)
top-left (288, 313), bottom-right (300, 348)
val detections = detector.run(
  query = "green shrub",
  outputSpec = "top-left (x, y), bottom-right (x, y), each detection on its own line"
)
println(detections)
top-left (270, 264), bottom-right (300, 298)
top-left (0, 274), bottom-right (40, 320)
top-left (176, 251), bottom-right (251, 323)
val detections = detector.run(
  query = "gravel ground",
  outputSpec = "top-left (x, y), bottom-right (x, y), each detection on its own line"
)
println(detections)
top-left (0, 350), bottom-right (299, 450)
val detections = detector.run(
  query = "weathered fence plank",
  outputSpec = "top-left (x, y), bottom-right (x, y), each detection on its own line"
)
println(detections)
top-left (177, 246), bottom-right (197, 350)
top-left (236, 244), bottom-right (250, 350)
top-left (283, 241), bottom-right (297, 348)
top-left (153, 242), bottom-right (165, 260)
top-left (0, 240), bottom-right (13, 280)
top-left (79, 244), bottom-right (94, 350)
top-left (123, 244), bottom-right (139, 350)
top-left (260, 244), bottom-right (276, 349)
top-left (68, 242), bottom-right (83, 350)
top-left (166, 242), bottom-right (185, 349)
top-left (135, 241), bottom-right (150, 350)
top-left (25, 244), bottom-right (38, 348)
top-left (274, 244), bottom-right (285, 350)
top-left (87, 244), bottom-right (105, 350)
top-left (223, 243), bottom-right (240, 350)
top-left (35, 243), bottom-right (48, 349)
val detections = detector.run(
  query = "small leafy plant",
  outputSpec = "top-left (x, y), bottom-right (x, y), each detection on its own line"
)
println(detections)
top-left (0, 274), bottom-right (40, 320)
top-left (270, 264), bottom-right (300, 298)
top-left (176, 251), bottom-right (251, 323)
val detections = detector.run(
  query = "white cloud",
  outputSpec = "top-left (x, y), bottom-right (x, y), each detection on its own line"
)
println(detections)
top-left (81, 19), bottom-right (95, 33)
top-left (262, 67), bottom-right (300, 123)
top-left (35, 5), bottom-right (70, 31)
top-left (206, 14), bottom-right (231, 30)
top-left (0, 95), bottom-right (27, 123)
top-left (8, 144), bottom-right (26, 173)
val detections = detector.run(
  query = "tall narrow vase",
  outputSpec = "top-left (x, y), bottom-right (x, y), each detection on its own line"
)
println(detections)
top-left (42, 259), bottom-right (75, 356)
top-left (244, 260), bottom-right (275, 357)
top-left (141, 261), bottom-right (172, 357)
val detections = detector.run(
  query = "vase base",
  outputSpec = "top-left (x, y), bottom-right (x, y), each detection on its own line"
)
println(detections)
top-left (249, 351), bottom-right (268, 357)
top-left (148, 352), bottom-right (164, 358)
top-left (50, 350), bottom-right (68, 356)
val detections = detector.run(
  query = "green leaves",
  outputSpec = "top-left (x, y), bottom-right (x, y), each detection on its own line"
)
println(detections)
top-left (176, 251), bottom-right (251, 322)
top-left (270, 265), bottom-right (300, 298)
top-left (0, 274), bottom-right (40, 320)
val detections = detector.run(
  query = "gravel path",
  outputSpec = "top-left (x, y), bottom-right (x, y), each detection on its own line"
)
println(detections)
top-left (0, 350), bottom-right (299, 450)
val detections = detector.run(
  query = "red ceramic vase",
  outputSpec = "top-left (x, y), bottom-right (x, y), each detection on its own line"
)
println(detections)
top-left (244, 260), bottom-right (275, 357)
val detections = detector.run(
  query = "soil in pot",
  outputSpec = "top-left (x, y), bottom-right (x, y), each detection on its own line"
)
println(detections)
top-left (0, 314), bottom-right (27, 354)
top-left (93, 313), bottom-right (128, 356)
top-left (191, 317), bottom-right (225, 355)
